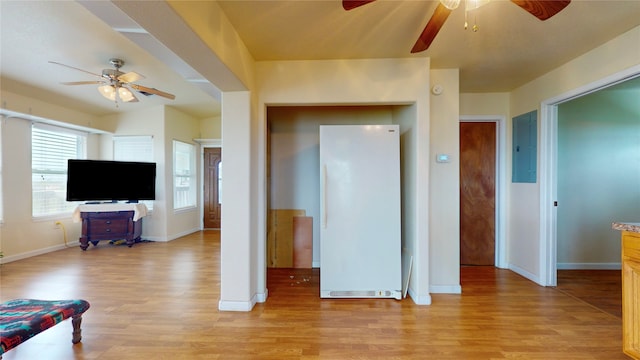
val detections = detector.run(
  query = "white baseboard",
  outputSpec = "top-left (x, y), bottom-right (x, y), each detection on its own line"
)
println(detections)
top-left (141, 236), bottom-right (165, 242)
top-left (168, 228), bottom-right (201, 241)
top-left (218, 292), bottom-right (265, 312)
top-left (429, 284), bottom-right (462, 294)
top-left (0, 243), bottom-right (69, 264)
top-left (144, 228), bottom-right (201, 242)
top-left (509, 263), bottom-right (543, 286)
top-left (218, 299), bottom-right (254, 312)
top-left (1, 228), bottom-right (201, 263)
top-left (256, 289), bottom-right (268, 303)
top-left (557, 262), bottom-right (621, 270)
top-left (407, 288), bottom-right (432, 305)
top-left (312, 261), bottom-right (320, 268)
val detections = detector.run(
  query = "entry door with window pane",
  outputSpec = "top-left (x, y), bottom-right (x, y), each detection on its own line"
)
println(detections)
top-left (204, 147), bottom-right (221, 229)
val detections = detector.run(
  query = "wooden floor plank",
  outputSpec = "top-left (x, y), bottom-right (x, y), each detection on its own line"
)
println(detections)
top-left (556, 269), bottom-right (622, 318)
top-left (0, 231), bottom-right (629, 359)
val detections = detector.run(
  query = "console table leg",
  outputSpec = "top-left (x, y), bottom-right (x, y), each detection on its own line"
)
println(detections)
top-left (79, 237), bottom-right (89, 251)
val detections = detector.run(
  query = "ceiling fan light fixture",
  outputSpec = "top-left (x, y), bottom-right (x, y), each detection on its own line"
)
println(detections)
top-left (440, 0), bottom-right (461, 10)
top-left (98, 84), bottom-right (116, 101)
top-left (465, 0), bottom-right (490, 11)
top-left (118, 86), bottom-right (136, 102)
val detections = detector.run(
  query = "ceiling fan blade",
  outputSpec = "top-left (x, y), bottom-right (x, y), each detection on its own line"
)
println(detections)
top-left (411, 3), bottom-right (452, 53)
top-left (61, 81), bottom-right (104, 85)
top-left (342, 0), bottom-right (376, 11)
top-left (510, 0), bottom-right (571, 21)
top-left (48, 61), bottom-right (102, 78)
top-left (129, 83), bottom-right (176, 100)
top-left (117, 71), bottom-right (145, 84)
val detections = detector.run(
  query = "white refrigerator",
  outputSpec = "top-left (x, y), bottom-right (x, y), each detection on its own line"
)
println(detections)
top-left (319, 125), bottom-right (402, 299)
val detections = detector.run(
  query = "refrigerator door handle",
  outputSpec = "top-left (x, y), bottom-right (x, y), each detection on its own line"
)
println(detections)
top-left (322, 164), bottom-right (327, 229)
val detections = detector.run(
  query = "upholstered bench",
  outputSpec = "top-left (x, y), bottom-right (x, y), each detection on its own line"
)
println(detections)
top-left (0, 299), bottom-right (90, 359)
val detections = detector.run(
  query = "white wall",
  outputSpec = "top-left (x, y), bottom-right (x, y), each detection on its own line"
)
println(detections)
top-left (200, 115), bottom-right (222, 139)
top-left (101, 106), bottom-right (167, 241)
top-left (0, 89), bottom-right (109, 261)
top-left (0, 118), bottom-right (84, 258)
top-left (0, 117), bottom-right (83, 259)
top-left (0, 101), bottom-right (203, 263)
top-left (393, 104), bottom-right (419, 296)
top-left (460, 93), bottom-right (510, 117)
top-left (165, 106), bottom-right (202, 239)
top-left (509, 25), bottom-right (640, 283)
top-left (428, 69), bottom-right (461, 293)
top-left (0, 90), bottom-right (107, 132)
top-left (126, 2), bottom-right (440, 309)
top-left (556, 83), bottom-right (640, 268)
top-left (101, 105), bottom-right (202, 242)
top-left (219, 91), bottom-right (257, 311)
top-left (268, 106), bottom-right (395, 266)
top-left (256, 58), bottom-right (432, 305)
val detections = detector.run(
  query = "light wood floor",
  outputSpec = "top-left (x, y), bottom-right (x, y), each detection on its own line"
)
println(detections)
top-left (0, 231), bottom-right (628, 359)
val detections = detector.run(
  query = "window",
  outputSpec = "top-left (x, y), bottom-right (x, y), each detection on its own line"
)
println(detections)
top-left (173, 140), bottom-right (196, 209)
top-left (114, 136), bottom-right (154, 209)
top-left (0, 118), bottom-right (3, 223)
top-left (32, 124), bottom-right (86, 217)
top-left (113, 135), bottom-right (153, 162)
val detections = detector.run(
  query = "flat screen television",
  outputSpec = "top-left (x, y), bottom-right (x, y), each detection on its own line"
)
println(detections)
top-left (66, 159), bottom-right (157, 202)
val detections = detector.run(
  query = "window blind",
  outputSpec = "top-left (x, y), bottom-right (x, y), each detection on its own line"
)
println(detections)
top-left (113, 135), bottom-right (153, 162)
top-left (32, 124), bottom-right (86, 217)
top-left (113, 135), bottom-right (154, 209)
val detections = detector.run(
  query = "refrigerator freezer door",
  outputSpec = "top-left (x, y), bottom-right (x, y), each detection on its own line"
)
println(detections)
top-left (319, 125), bottom-right (402, 299)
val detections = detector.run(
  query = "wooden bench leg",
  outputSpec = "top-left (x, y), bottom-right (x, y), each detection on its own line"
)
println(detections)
top-left (71, 314), bottom-right (83, 344)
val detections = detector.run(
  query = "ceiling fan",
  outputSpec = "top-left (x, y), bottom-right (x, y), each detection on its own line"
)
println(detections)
top-left (49, 58), bottom-right (176, 105)
top-left (343, 0), bottom-right (571, 53)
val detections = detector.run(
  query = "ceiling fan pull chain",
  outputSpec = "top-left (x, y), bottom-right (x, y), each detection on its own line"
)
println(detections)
top-left (463, 2), bottom-right (479, 32)
top-left (464, 5), bottom-right (469, 29)
top-left (114, 84), bottom-right (120, 108)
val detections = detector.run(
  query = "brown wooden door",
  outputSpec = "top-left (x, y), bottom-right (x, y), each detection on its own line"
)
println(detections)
top-left (204, 148), bottom-right (222, 229)
top-left (460, 122), bottom-right (496, 265)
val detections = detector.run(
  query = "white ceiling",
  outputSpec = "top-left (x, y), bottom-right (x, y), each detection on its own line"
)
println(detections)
top-left (217, 0), bottom-right (640, 92)
top-left (0, 0), bottom-right (220, 119)
top-left (1, 0), bottom-right (639, 119)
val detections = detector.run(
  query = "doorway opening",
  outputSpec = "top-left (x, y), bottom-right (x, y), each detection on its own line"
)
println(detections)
top-left (539, 65), bottom-right (640, 286)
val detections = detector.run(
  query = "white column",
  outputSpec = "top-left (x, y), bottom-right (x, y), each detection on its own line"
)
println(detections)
top-left (219, 91), bottom-right (255, 311)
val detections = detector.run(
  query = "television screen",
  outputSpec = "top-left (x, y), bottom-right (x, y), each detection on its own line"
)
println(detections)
top-left (66, 159), bottom-right (156, 202)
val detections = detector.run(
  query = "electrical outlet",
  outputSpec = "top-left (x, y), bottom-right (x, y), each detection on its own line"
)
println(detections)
top-left (54, 221), bottom-right (62, 228)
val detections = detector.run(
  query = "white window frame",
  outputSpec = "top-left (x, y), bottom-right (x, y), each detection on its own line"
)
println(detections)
top-left (0, 117), bottom-right (3, 224)
top-left (173, 140), bottom-right (196, 210)
top-left (31, 123), bottom-right (86, 218)
top-left (113, 135), bottom-right (155, 210)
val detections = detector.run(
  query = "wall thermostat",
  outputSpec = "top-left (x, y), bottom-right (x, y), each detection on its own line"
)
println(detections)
top-left (431, 84), bottom-right (444, 95)
top-left (436, 153), bottom-right (450, 163)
